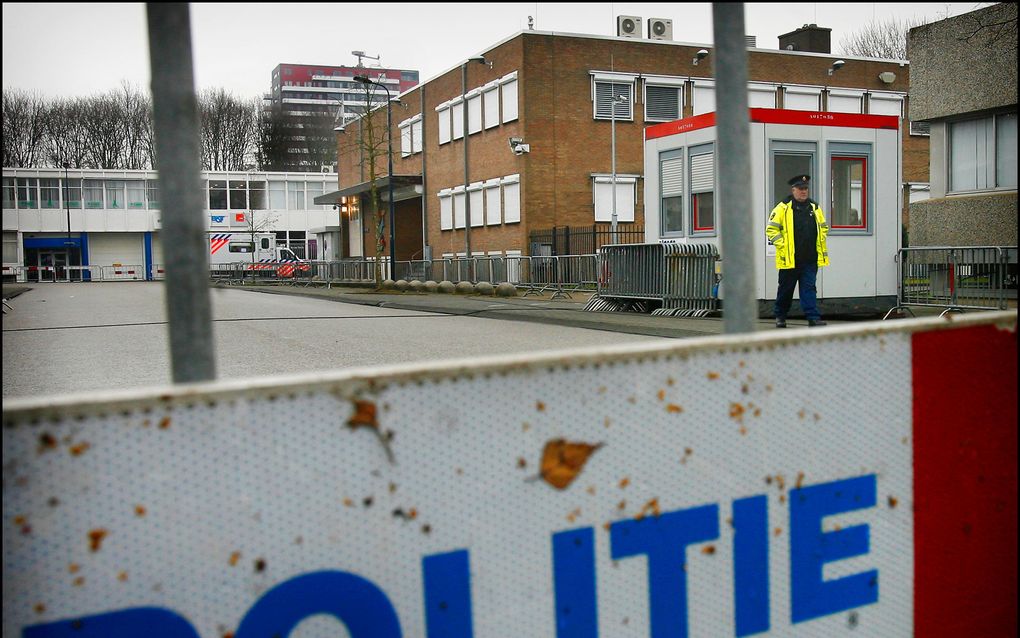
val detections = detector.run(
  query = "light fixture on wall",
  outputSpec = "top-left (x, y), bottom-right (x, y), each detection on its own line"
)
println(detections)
top-left (878, 71), bottom-right (897, 85)
top-left (692, 49), bottom-right (709, 65)
top-left (828, 59), bottom-right (845, 76)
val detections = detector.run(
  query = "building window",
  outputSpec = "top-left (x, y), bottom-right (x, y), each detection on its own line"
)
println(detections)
top-left (146, 180), bottom-right (159, 209)
top-left (105, 181), bottom-right (125, 209)
top-left (249, 181), bottom-right (266, 210)
top-left (64, 178), bottom-right (82, 209)
top-left (660, 150), bottom-right (684, 235)
top-left (500, 72), bottom-right (518, 123)
top-left (784, 86), bottom-right (821, 111)
top-left (436, 102), bottom-right (452, 145)
top-left (125, 181), bottom-right (145, 209)
top-left (690, 147), bottom-right (715, 233)
top-left (484, 179), bottom-right (501, 225)
top-left (208, 180), bottom-right (228, 210)
top-left (748, 83), bottom-right (777, 108)
top-left (40, 179), bottom-right (61, 209)
top-left (439, 190), bottom-right (453, 230)
top-left (483, 82), bottom-right (499, 129)
top-left (287, 182), bottom-right (306, 210)
top-left (3, 231), bottom-right (18, 263)
top-left (3, 178), bottom-right (15, 209)
top-left (453, 187), bottom-right (466, 229)
top-left (692, 80), bottom-right (715, 116)
top-left (830, 156), bottom-right (868, 229)
top-left (827, 89), bottom-right (864, 114)
top-left (306, 181), bottom-right (324, 209)
top-left (451, 97), bottom-right (465, 140)
top-left (83, 180), bottom-right (104, 209)
top-left (949, 112), bottom-right (1017, 192)
top-left (269, 181), bottom-right (286, 209)
top-left (229, 180), bottom-right (247, 209)
top-left (593, 81), bottom-right (633, 120)
top-left (645, 84), bottom-right (682, 122)
top-left (411, 117), bottom-right (423, 154)
top-left (593, 175), bottom-right (636, 222)
top-left (467, 89), bottom-right (483, 135)
top-left (502, 175), bottom-right (521, 224)
top-left (17, 178), bottom-right (38, 209)
top-left (400, 122), bottom-right (412, 157)
top-left (468, 183), bottom-right (484, 227)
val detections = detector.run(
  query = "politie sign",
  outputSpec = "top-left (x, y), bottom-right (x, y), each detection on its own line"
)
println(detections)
top-left (3, 313), bottom-right (1016, 637)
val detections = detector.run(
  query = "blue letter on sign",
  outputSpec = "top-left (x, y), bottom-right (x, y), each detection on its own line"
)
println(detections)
top-left (790, 474), bottom-right (878, 624)
top-left (552, 527), bottom-right (598, 638)
top-left (423, 549), bottom-right (474, 638)
top-left (733, 495), bottom-right (770, 636)
top-left (25, 608), bottom-right (199, 638)
top-left (234, 571), bottom-right (401, 638)
top-left (610, 504), bottom-right (719, 638)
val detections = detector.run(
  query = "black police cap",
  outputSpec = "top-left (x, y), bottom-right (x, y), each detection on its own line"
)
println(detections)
top-left (788, 175), bottom-right (811, 187)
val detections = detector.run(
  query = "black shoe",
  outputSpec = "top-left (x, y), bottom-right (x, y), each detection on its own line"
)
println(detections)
top-left (775, 318), bottom-right (787, 328)
top-left (808, 319), bottom-right (827, 327)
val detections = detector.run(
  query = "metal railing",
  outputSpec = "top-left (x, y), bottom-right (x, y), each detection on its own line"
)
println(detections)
top-left (585, 242), bottom-right (720, 316)
top-left (885, 246), bottom-right (1017, 318)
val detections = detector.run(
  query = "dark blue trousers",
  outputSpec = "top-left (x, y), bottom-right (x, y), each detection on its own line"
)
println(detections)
top-left (774, 264), bottom-right (820, 321)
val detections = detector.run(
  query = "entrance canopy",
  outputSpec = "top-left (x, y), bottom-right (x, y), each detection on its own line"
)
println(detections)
top-left (314, 175), bottom-right (424, 205)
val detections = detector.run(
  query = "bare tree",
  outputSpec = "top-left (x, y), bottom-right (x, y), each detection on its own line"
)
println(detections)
top-left (80, 92), bottom-right (125, 169)
top-left (255, 101), bottom-right (288, 171)
top-left (339, 82), bottom-right (392, 287)
top-left (3, 88), bottom-right (49, 167)
top-left (118, 81), bottom-right (153, 170)
top-left (839, 17), bottom-right (927, 59)
top-left (198, 88), bottom-right (257, 171)
top-left (43, 97), bottom-right (91, 168)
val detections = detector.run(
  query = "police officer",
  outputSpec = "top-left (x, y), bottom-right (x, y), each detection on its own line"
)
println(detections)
top-left (765, 175), bottom-right (829, 328)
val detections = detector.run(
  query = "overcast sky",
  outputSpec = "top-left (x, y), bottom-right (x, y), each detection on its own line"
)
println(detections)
top-left (2, 2), bottom-right (989, 100)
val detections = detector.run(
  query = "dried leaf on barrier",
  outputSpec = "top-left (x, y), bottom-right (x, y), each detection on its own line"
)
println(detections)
top-left (88, 528), bottom-right (108, 552)
top-left (538, 439), bottom-right (604, 490)
top-left (346, 400), bottom-right (394, 463)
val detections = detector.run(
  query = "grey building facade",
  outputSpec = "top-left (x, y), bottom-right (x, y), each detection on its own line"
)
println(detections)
top-left (907, 3), bottom-right (1017, 246)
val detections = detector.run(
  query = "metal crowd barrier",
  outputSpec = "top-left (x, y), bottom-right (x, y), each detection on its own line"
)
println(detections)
top-left (885, 246), bottom-right (1017, 318)
top-left (102, 265), bottom-right (145, 281)
top-left (585, 242), bottom-right (720, 316)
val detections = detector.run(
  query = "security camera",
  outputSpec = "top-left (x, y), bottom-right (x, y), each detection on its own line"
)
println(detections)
top-left (509, 136), bottom-right (529, 155)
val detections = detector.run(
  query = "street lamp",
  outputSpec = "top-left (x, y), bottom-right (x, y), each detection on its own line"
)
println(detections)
top-left (462, 55), bottom-right (488, 276)
top-left (353, 74), bottom-right (396, 276)
top-left (62, 162), bottom-right (73, 279)
top-left (610, 94), bottom-right (628, 244)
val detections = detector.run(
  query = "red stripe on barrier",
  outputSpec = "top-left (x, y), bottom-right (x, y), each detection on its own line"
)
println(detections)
top-left (913, 323), bottom-right (1018, 637)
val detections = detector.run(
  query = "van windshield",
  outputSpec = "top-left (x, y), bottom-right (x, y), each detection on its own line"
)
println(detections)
top-left (279, 249), bottom-right (299, 261)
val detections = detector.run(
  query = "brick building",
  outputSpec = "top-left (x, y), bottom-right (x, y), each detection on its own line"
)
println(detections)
top-left (322, 26), bottom-right (926, 263)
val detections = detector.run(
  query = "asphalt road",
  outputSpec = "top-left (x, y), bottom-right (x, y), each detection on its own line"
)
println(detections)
top-left (2, 283), bottom-right (669, 400)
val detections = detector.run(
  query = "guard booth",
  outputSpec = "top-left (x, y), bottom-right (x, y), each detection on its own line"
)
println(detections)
top-left (643, 108), bottom-right (901, 314)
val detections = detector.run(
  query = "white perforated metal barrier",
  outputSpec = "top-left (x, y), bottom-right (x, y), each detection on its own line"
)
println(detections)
top-left (3, 312), bottom-right (1017, 637)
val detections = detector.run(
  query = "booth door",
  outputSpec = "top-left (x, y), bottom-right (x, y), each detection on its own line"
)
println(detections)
top-left (765, 146), bottom-right (821, 301)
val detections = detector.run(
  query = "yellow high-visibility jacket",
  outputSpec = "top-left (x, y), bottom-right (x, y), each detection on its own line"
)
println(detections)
top-left (765, 198), bottom-right (830, 270)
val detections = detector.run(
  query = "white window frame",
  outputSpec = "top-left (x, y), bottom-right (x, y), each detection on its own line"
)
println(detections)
top-left (500, 72), bottom-right (518, 123)
top-left (501, 174), bottom-right (521, 224)
top-left (439, 189), bottom-right (453, 230)
top-left (643, 75), bottom-right (686, 123)
top-left (399, 118), bottom-right (412, 157)
top-left (484, 178), bottom-right (501, 225)
top-left (591, 71), bottom-right (636, 121)
top-left (784, 85), bottom-right (822, 111)
top-left (691, 79), bottom-right (716, 116)
top-left (411, 115), bottom-right (423, 154)
top-left (468, 181), bottom-right (484, 227)
top-left (748, 82), bottom-right (778, 109)
top-left (591, 173), bottom-right (638, 223)
top-left (482, 81), bottom-right (500, 130)
top-left (451, 96), bottom-right (465, 140)
top-left (827, 88), bottom-right (865, 114)
top-left (689, 144), bottom-right (716, 235)
top-left (948, 112), bottom-right (1017, 194)
top-left (867, 91), bottom-right (905, 117)
top-left (467, 88), bottom-right (483, 135)
top-left (436, 101), bottom-right (452, 145)
top-left (453, 185), bottom-right (467, 229)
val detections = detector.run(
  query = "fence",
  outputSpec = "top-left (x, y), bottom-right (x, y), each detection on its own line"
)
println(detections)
top-left (529, 223), bottom-right (645, 256)
top-left (586, 242), bottom-right (720, 316)
top-left (3, 312), bottom-right (1016, 637)
top-left (886, 246), bottom-right (1017, 318)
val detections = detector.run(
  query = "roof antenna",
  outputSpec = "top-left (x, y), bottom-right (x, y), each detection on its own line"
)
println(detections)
top-left (351, 51), bottom-right (380, 67)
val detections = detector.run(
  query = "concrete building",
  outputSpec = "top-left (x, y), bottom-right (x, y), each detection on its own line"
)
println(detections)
top-left (907, 3), bottom-right (1017, 246)
top-left (2, 168), bottom-right (338, 281)
top-left (323, 24), bottom-right (925, 263)
top-left (267, 63), bottom-right (420, 172)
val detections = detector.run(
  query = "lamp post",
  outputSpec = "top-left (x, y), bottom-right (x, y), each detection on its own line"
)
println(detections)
top-left (62, 162), bottom-right (73, 279)
top-left (462, 55), bottom-right (487, 278)
top-left (610, 94), bottom-right (628, 244)
top-left (353, 74), bottom-right (395, 276)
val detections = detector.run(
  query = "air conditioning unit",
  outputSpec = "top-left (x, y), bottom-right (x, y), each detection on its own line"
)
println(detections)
top-left (648, 18), bottom-right (673, 41)
top-left (617, 15), bottom-right (642, 38)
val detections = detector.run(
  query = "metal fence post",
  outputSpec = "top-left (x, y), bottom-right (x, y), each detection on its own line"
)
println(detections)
top-left (147, 3), bottom-right (216, 383)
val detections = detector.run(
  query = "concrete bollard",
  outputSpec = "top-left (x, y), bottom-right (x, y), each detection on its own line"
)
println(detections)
top-left (475, 281), bottom-right (495, 296)
top-left (455, 281), bottom-right (476, 295)
top-left (496, 282), bottom-right (519, 297)
top-left (437, 281), bottom-right (456, 294)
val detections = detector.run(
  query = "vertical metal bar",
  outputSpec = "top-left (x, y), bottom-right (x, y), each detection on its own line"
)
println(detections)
top-left (713, 3), bottom-right (757, 334)
top-left (146, 3), bottom-right (216, 383)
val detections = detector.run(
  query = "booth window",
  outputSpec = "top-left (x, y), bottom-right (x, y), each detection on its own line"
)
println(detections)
top-left (660, 150), bottom-right (684, 235)
top-left (690, 147), bottom-right (715, 233)
top-left (830, 156), bottom-right (867, 229)
top-left (949, 112), bottom-right (1017, 192)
